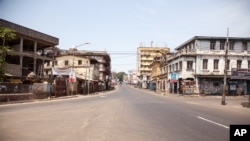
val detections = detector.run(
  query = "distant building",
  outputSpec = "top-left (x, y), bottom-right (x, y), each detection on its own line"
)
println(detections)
top-left (168, 36), bottom-right (250, 95)
top-left (137, 46), bottom-right (170, 88)
top-left (149, 54), bottom-right (161, 91)
top-left (128, 69), bottom-right (138, 85)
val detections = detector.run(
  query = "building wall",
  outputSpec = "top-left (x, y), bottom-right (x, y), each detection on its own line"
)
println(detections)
top-left (168, 36), bottom-right (250, 95)
top-left (50, 55), bottom-right (93, 80)
top-left (137, 47), bottom-right (169, 79)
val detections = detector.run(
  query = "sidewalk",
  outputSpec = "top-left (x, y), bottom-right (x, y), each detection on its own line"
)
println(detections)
top-left (0, 87), bottom-right (117, 105)
top-left (131, 85), bottom-right (250, 108)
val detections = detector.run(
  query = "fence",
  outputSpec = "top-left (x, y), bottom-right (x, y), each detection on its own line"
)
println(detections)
top-left (0, 83), bottom-right (32, 94)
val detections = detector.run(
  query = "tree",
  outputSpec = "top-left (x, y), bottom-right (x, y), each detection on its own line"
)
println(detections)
top-left (115, 71), bottom-right (127, 82)
top-left (0, 27), bottom-right (16, 82)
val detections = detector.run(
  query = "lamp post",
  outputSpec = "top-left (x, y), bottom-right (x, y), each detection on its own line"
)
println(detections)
top-left (222, 28), bottom-right (229, 105)
top-left (72, 42), bottom-right (90, 68)
top-left (70, 42), bottom-right (90, 95)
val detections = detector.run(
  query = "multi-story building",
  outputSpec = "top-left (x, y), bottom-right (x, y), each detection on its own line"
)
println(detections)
top-left (157, 52), bottom-right (174, 93)
top-left (168, 36), bottom-right (250, 95)
top-left (0, 19), bottom-right (59, 83)
top-left (137, 46), bottom-right (170, 88)
top-left (44, 49), bottom-right (111, 95)
top-left (149, 54), bottom-right (161, 90)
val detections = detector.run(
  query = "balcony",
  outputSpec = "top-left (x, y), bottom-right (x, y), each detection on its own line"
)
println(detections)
top-left (168, 49), bottom-right (250, 61)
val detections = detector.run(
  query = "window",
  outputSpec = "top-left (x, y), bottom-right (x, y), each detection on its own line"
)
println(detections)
top-left (46, 61), bottom-right (50, 66)
top-left (210, 40), bottom-right (215, 50)
top-left (220, 41), bottom-right (225, 50)
top-left (175, 63), bottom-right (178, 71)
top-left (203, 59), bottom-right (208, 69)
top-left (214, 59), bottom-right (219, 70)
top-left (226, 60), bottom-right (230, 70)
top-left (187, 61), bottom-right (193, 70)
top-left (169, 65), bottom-right (172, 72)
top-left (248, 61), bottom-right (250, 69)
top-left (78, 60), bottom-right (82, 65)
top-left (237, 60), bottom-right (242, 69)
top-left (179, 61), bottom-right (182, 70)
top-left (65, 60), bottom-right (68, 66)
top-left (243, 41), bottom-right (247, 51)
top-left (229, 41), bottom-right (234, 50)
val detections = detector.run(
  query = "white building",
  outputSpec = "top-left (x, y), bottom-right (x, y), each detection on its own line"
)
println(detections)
top-left (128, 69), bottom-right (138, 85)
top-left (168, 36), bottom-right (250, 95)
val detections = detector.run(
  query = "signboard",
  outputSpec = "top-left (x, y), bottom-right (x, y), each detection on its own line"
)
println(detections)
top-left (171, 73), bottom-right (177, 79)
top-left (231, 68), bottom-right (250, 80)
top-left (52, 68), bottom-right (72, 75)
top-left (52, 68), bottom-right (76, 82)
top-left (69, 71), bottom-right (76, 83)
top-left (170, 73), bottom-right (177, 83)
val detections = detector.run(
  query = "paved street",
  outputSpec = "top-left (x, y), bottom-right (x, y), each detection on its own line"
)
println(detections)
top-left (0, 85), bottom-right (249, 141)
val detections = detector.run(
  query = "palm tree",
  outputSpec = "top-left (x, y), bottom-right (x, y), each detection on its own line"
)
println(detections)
top-left (0, 27), bottom-right (16, 82)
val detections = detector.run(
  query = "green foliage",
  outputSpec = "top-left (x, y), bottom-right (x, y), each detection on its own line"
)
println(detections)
top-left (0, 27), bottom-right (16, 82)
top-left (115, 71), bottom-right (127, 82)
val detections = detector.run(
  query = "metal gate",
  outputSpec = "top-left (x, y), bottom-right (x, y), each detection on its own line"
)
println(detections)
top-left (55, 76), bottom-right (67, 97)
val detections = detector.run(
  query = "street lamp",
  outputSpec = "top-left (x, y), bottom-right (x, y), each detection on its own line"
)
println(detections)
top-left (72, 42), bottom-right (90, 68)
top-left (70, 42), bottom-right (90, 95)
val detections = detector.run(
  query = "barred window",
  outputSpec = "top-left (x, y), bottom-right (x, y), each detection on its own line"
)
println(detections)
top-left (203, 59), bottom-right (208, 69)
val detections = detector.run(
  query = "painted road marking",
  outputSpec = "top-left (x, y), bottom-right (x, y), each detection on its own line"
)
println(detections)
top-left (197, 116), bottom-right (229, 129)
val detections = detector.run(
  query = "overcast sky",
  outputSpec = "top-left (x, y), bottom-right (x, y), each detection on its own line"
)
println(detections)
top-left (1, 0), bottom-right (249, 72)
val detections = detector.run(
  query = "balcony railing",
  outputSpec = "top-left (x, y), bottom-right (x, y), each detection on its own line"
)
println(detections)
top-left (168, 49), bottom-right (249, 61)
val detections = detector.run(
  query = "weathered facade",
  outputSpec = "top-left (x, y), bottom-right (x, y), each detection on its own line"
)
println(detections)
top-left (44, 49), bottom-right (111, 95)
top-left (168, 36), bottom-right (250, 95)
top-left (0, 19), bottom-right (59, 83)
top-left (157, 53), bottom-right (173, 93)
top-left (149, 54), bottom-right (161, 91)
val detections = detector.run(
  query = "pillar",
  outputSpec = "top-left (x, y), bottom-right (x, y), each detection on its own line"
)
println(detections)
top-left (33, 42), bottom-right (37, 74)
top-left (19, 37), bottom-right (23, 52)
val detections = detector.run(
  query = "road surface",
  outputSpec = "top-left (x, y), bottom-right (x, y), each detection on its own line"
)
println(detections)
top-left (0, 85), bottom-right (249, 141)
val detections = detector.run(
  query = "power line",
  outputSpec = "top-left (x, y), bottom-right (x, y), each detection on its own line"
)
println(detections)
top-left (107, 51), bottom-right (137, 55)
top-left (112, 55), bottom-right (136, 58)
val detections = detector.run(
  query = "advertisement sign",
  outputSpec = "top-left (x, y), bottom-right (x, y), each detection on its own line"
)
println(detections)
top-left (52, 68), bottom-right (76, 83)
top-left (231, 68), bottom-right (250, 80)
top-left (69, 71), bottom-right (76, 83)
top-left (170, 73), bottom-right (177, 83)
top-left (52, 68), bottom-right (72, 75)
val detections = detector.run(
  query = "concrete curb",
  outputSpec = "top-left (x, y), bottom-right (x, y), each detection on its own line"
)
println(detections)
top-left (0, 88), bottom-right (117, 105)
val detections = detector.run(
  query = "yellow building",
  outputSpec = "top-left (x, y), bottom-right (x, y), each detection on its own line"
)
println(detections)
top-left (137, 46), bottom-right (169, 88)
top-left (149, 54), bottom-right (162, 90)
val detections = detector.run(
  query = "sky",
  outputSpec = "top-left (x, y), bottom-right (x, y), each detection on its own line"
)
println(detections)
top-left (0, 0), bottom-right (249, 72)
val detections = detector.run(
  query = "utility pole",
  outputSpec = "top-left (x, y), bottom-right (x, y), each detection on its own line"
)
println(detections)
top-left (222, 28), bottom-right (229, 105)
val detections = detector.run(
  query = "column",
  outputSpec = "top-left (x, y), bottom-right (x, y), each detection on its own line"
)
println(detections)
top-left (33, 42), bottom-right (37, 74)
top-left (195, 76), bottom-right (199, 94)
top-left (20, 56), bottom-right (23, 76)
top-left (33, 58), bottom-right (37, 76)
top-left (19, 37), bottom-right (23, 52)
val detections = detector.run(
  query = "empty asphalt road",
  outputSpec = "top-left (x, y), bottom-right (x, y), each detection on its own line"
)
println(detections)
top-left (0, 85), bottom-right (249, 141)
